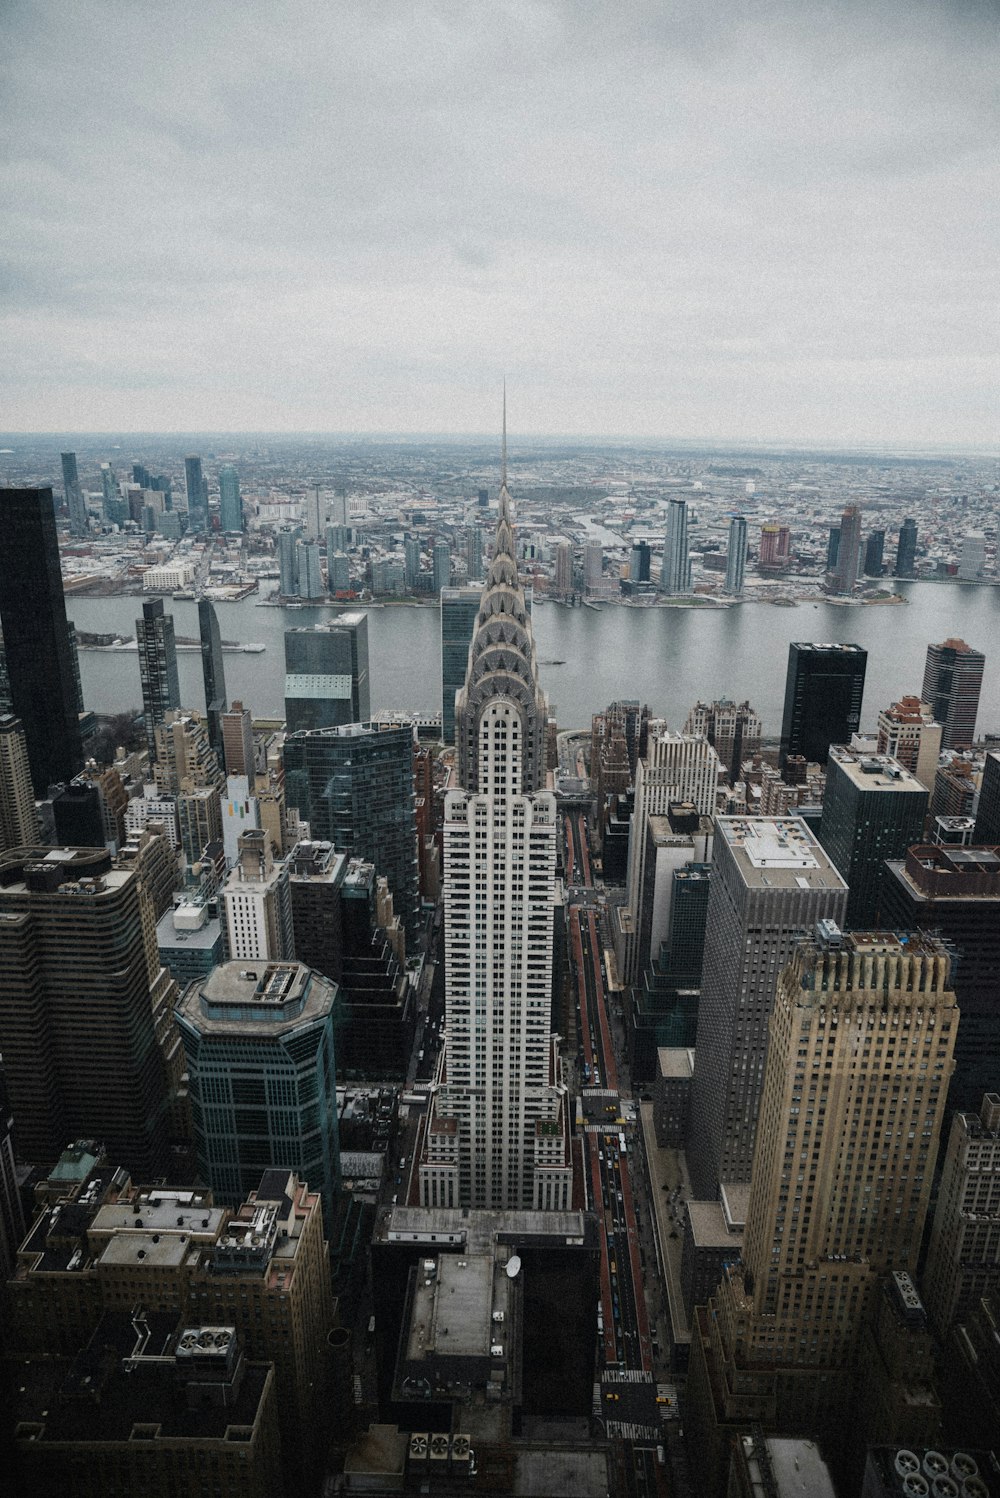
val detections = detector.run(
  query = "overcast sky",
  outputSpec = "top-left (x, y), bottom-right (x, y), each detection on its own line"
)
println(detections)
top-left (3, 0), bottom-right (999, 444)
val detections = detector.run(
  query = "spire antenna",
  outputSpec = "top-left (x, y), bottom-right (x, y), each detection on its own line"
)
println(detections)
top-left (501, 382), bottom-right (507, 489)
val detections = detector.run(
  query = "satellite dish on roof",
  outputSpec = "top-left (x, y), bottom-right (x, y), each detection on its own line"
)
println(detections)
top-left (505, 1254), bottom-right (521, 1279)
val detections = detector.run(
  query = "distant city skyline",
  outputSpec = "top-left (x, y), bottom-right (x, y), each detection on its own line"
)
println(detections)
top-left (4, 2), bottom-right (999, 446)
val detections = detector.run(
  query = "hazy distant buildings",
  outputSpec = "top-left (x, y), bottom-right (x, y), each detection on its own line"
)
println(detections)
top-left (432, 539), bottom-right (451, 594)
top-left (779, 641), bottom-right (867, 769)
top-left (0, 487), bottom-right (85, 794)
top-left (137, 599), bottom-right (181, 759)
top-left (184, 453), bottom-right (207, 531)
top-left (660, 496), bottom-right (691, 594)
top-left (724, 515), bottom-right (747, 594)
top-left (826, 504), bottom-right (862, 594)
top-left (959, 532), bottom-right (987, 581)
top-left (864, 528), bottom-right (885, 576)
top-left (922, 637), bottom-right (985, 751)
top-left (283, 614), bottom-right (370, 733)
top-left (303, 484), bottom-right (324, 541)
top-left (584, 538), bottom-right (603, 592)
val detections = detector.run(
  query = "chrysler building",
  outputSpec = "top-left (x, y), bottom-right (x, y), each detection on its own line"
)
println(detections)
top-left (419, 410), bottom-right (572, 1211)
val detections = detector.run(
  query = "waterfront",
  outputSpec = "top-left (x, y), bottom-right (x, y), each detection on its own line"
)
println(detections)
top-left (67, 582), bottom-right (1000, 736)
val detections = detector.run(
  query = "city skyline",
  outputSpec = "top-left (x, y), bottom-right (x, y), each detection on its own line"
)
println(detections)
top-left (4, 2), bottom-right (1000, 445)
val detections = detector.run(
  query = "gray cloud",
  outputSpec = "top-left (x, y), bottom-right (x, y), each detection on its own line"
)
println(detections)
top-left (2, 0), bottom-right (999, 441)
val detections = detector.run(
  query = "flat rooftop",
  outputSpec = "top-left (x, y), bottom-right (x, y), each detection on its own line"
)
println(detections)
top-left (686, 1200), bottom-right (743, 1249)
top-left (718, 816), bottom-right (845, 891)
top-left (828, 746), bottom-right (928, 794)
top-left (658, 1047), bottom-right (695, 1080)
top-left (406, 1253), bottom-right (500, 1361)
top-left (177, 959), bottom-right (336, 1034)
top-left (379, 1206), bottom-right (594, 1252)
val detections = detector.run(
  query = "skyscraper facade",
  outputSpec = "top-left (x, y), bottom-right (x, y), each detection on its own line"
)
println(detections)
top-left (0, 488), bottom-right (84, 794)
top-left (277, 524), bottom-right (301, 596)
top-left (818, 746), bottom-right (929, 929)
top-left (295, 539), bottom-right (325, 599)
top-left (688, 929), bottom-right (957, 1479)
top-left (684, 699), bottom-right (761, 784)
top-left (222, 829), bottom-right (293, 960)
top-left (724, 515), bottom-right (747, 595)
top-left (895, 516), bottom-right (918, 577)
top-left (0, 844), bottom-right (178, 1177)
top-left (876, 696), bottom-right (942, 790)
top-left (176, 960), bottom-right (340, 1231)
top-left (660, 497), bottom-right (691, 594)
top-left (61, 451), bottom-right (88, 536)
top-left (283, 614), bottom-right (370, 733)
top-left (184, 453), bottom-right (207, 531)
top-left (218, 463), bottom-right (243, 532)
top-left (282, 722), bottom-right (419, 936)
top-left (419, 432), bottom-right (569, 1212)
top-left (864, 528), bottom-right (886, 576)
top-left (198, 596), bottom-right (227, 760)
top-left (303, 484), bottom-right (324, 540)
top-left (973, 751), bottom-right (1000, 843)
top-left (403, 533), bottom-right (421, 588)
top-left (222, 699), bottom-right (255, 779)
top-left (440, 584), bottom-right (484, 744)
top-left (0, 714), bottom-right (41, 851)
top-left (432, 539), bottom-right (451, 594)
top-left (686, 816), bottom-right (847, 1199)
top-left (137, 598), bottom-right (181, 758)
top-left (922, 1093), bottom-right (1000, 1341)
top-left (921, 637), bottom-right (985, 751)
top-left (827, 504), bottom-right (862, 594)
top-left (778, 641), bottom-right (867, 769)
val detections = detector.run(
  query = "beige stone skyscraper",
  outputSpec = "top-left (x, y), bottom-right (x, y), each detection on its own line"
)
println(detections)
top-left (0, 713), bottom-right (40, 851)
top-left (687, 929), bottom-right (957, 1494)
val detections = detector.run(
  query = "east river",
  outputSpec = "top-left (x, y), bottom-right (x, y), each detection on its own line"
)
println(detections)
top-left (66, 581), bottom-right (1000, 737)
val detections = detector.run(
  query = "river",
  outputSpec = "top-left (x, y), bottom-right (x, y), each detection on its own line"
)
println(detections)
top-left (66, 582), bottom-right (1000, 737)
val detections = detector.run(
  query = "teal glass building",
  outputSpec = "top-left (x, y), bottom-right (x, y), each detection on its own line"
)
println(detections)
top-left (176, 960), bottom-right (340, 1232)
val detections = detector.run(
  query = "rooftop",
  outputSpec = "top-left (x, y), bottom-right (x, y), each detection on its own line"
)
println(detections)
top-left (719, 816), bottom-right (845, 890)
top-left (828, 745), bottom-right (928, 793)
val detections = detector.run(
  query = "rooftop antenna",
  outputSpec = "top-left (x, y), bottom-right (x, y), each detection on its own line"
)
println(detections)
top-left (501, 381), bottom-right (507, 489)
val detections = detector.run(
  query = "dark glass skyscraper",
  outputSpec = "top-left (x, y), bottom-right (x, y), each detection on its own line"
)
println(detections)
top-left (61, 451), bottom-right (88, 537)
top-left (779, 641), bottom-right (867, 769)
top-left (894, 516), bottom-right (918, 577)
top-left (198, 597), bottom-right (227, 759)
top-left (136, 598), bottom-right (181, 757)
top-left (184, 453), bottom-right (207, 531)
top-left (921, 636), bottom-right (985, 751)
top-left (218, 463), bottom-right (243, 532)
top-left (283, 722), bottom-right (419, 935)
top-left (440, 584), bottom-right (482, 744)
top-left (974, 751), bottom-right (1000, 843)
top-left (863, 528), bottom-right (885, 577)
top-left (283, 614), bottom-right (369, 734)
top-left (817, 745), bottom-right (929, 929)
top-left (0, 488), bottom-right (84, 795)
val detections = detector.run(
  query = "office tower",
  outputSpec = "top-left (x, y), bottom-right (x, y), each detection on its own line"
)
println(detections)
top-left (923, 1094), bottom-right (1000, 1341)
top-left (222, 829), bottom-right (293, 959)
top-left (922, 637), bottom-right (985, 751)
top-left (686, 817), bottom-right (847, 1198)
top-left (974, 751), bottom-right (1000, 842)
top-left (283, 613), bottom-right (370, 733)
top-left (876, 695), bottom-right (942, 789)
top-left (584, 538), bottom-right (603, 592)
top-left (295, 538), bottom-right (324, 598)
top-left (198, 596), bottom-right (227, 760)
top-left (136, 599), bottom-right (181, 758)
top-left (959, 532), bottom-right (987, 580)
top-left (176, 960), bottom-right (340, 1229)
top-left (684, 699), bottom-right (761, 784)
top-left (403, 533), bottom-right (421, 587)
top-left (218, 462), bottom-right (243, 532)
top-left (629, 539), bottom-right (651, 584)
top-left (555, 540), bottom-right (573, 595)
top-left (222, 699), bottom-right (255, 778)
top-left (880, 845), bottom-right (1000, 1116)
top-left (466, 521), bottom-right (484, 581)
top-left (283, 722), bottom-right (420, 936)
top-left (276, 523), bottom-right (301, 595)
top-left (420, 434), bottom-right (569, 1213)
top-left (826, 524), bottom-right (841, 569)
top-left (779, 641), bottom-right (867, 769)
top-left (0, 844), bottom-right (178, 1176)
top-left (221, 774), bottom-right (259, 866)
top-left (303, 483), bottom-right (324, 540)
top-left (440, 584), bottom-right (482, 743)
top-left (818, 746), bottom-right (928, 928)
top-left (52, 780), bottom-right (105, 846)
top-left (864, 528), bottom-right (886, 576)
top-left (687, 930), bottom-right (956, 1487)
top-left (0, 714), bottom-right (40, 850)
top-left (184, 453), bottom-right (207, 530)
top-left (9, 1168), bottom-right (334, 1493)
top-left (660, 496), bottom-right (691, 594)
top-left (100, 461), bottom-right (125, 527)
top-left (178, 784), bottom-right (224, 864)
top-left (620, 725), bottom-right (720, 982)
top-left (725, 515), bottom-right (747, 594)
top-left (432, 538), bottom-right (451, 593)
top-left (895, 515), bottom-right (918, 577)
top-left (61, 450), bottom-right (88, 536)
top-left (327, 549), bottom-right (350, 595)
top-left (0, 489), bottom-right (85, 795)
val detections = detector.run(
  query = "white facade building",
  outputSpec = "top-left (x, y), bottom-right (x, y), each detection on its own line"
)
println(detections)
top-left (222, 829), bottom-right (293, 961)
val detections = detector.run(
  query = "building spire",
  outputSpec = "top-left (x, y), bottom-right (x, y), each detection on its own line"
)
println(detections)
top-left (501, 381), bottom-right (507, 490)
